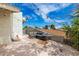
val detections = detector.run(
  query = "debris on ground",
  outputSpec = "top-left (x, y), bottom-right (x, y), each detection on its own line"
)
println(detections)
top-left (0, 35), bottom-right (79, 56)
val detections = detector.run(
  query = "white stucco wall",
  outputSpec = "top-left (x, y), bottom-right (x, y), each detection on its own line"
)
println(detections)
top-left (0, 14), bottom-right (11, 44)
top-left (11, 12), bottom-right (23, 40)
top-left (0, 12), bottom-right (23, 44)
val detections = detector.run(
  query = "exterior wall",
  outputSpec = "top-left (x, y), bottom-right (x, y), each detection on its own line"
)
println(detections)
top-left (0, 14), bottom-right (11, 44)
top-left (11, 12), bottom-right (23, 40)
top-left (0, 12), bottom-right (23, 44)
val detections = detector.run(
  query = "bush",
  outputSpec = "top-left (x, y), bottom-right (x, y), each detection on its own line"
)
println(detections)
top-left (62, 17), bottom-right (79, 50)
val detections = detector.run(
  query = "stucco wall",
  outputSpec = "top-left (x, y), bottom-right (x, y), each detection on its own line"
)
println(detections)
top-left (11, 12), bottom-right (23, 40)
top-left (0, 14), bottom-right (11, 44)
top-left (0, 12), bottom-right (23, 44)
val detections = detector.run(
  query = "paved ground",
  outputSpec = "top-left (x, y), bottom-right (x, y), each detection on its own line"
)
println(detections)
top-left (0, 35), bottom-right (79, 56)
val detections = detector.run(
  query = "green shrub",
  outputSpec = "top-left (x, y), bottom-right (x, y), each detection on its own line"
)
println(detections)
top-left (62, 17), bottom-right (79, 50)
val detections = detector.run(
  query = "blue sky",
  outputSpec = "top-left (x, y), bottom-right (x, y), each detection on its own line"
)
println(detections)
top-left (11, 3), bottom-right (77, 28)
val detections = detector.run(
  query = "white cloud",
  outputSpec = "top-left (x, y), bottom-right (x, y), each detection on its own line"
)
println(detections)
top-left (55, 20), bottom-right (65, 23)
top-left (55, 25), bottom-right (62, 29)
top-left (35, 4), bottom-right (59, 15)
top-left (34, 4), bottom-right (58, 23)
top-left (38, 5), bottom-right (58, 14)
top-left (35, 3), bottom-right (71, 15)
top-left (22, 3), bottom-right (71, 23)
top-left (43, 15), bottom-right (54, 23)
top-left (61, 3), bottom-right (71, 7)
top-left (34, 3), bottom-right (71, 23)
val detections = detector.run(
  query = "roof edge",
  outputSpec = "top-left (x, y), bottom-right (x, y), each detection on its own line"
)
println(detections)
top-left (0, 4), bottom-right (19, 12)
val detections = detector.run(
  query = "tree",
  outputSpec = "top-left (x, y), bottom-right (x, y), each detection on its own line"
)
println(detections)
top-left (71, 8), bottom-right (79, 50)
top-left (43, 25), bottom-right (48, 29)
top-left (23, 26), bottom-right (28, 30)
top-left (62, 12), bottom-right (79, 50)
top-left (70, 17), bottom-right (79, 50)
top-left (35, 26), bottom-right (39, 29)
top-left (62, 24), bottom-right (71, 37)
top-left (50, 24), bottom-right (55, 29)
